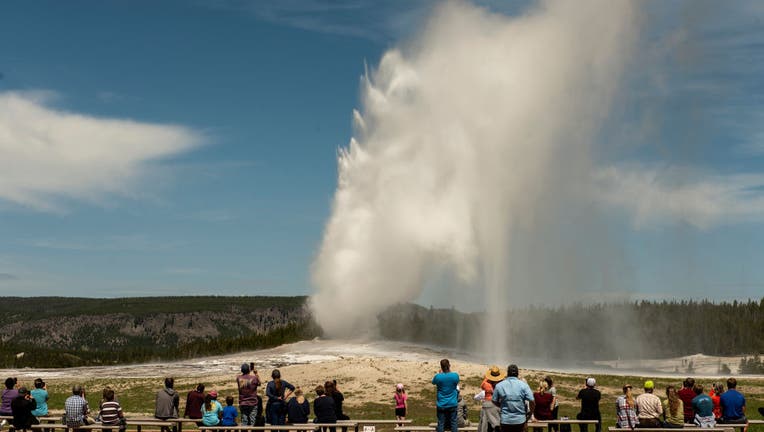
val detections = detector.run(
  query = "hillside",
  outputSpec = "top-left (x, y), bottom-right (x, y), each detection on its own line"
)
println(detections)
top-left (0, 296), bottom-right (320, 368)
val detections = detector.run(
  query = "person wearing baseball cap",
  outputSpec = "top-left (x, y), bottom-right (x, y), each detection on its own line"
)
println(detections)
top-left (576, 378), bottom-right (601, 432)
top-left (635, 380), bottom-right (663, 427)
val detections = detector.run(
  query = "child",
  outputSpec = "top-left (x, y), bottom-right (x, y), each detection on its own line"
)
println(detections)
top-left (221, 395), bottom-right (238, 426)
top-left (394, 383), bottom-right (407, 422)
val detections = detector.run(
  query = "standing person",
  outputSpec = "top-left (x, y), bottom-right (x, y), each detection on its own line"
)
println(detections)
top-left (492, 364), bottom-right (534, 432)
top-left (709, 382), bottom-right (724, 422)
top-left (64, 385), bottom-right (91, 430)
top-left (184, 384), bottom-right (205, 420)
top-left (691, 384), bottom-right (715, 428)
top-left (1, 378), bottom-right (18, 417)
top-left (221, 396), bottom-right (238, 426)
top-left (719, 378), bottom-right (746, 425)
top-left (479, 366), bottom-right (505, 432)
top-left (265, 369), bottom-right (295, 425)
top-left (331, 380), bottom-right (349, 420)
top-left (533, 381), bottom-right (554, 432)
top-left (237, 363), bottom-right (261, 426)
top-left (99, 388), bottom-right (125, 432)
top-left (544, 377), bottom-right (559, 432)
top-left (576, 378), bottom-right (601, 432)
top-left (286, 387), bottom-right (310, 424)
top-left (201, 392), bottom-right (222, 426)
top-left (662, 386), bottom-right (684, 428)
top-left (325, 381), bottom-right (347, 422)
top-left (394, 384), bottom-right (407, 423)
top-left (433, 359), bottom-right (460, 432)
top-left (313, 385), bottom-right (337, 432)
top-left (678, 378), bottom-right (696, 424)
top-left (11, 388), bottom-right (38, 431)
top-left (635, 380), bottom-right (663, 428)
top-left (616, 384), bottom-right (638, 429)
top-left (30, 379), bottom-right (48, 418)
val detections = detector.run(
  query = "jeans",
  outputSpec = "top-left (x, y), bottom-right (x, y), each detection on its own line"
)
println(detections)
top-left (437, 406), bottom-right (459, 432)
top-left (267, 401), bottom-right (286, 425)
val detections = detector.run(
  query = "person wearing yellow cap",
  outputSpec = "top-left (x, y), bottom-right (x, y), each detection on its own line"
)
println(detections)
top-left (635, 380), bottom-right (663, 428)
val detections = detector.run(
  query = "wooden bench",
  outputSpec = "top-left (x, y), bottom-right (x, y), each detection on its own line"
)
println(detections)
top-left (24, 420), bottom-right (174, 432)
top-left (608, 427), bottom-right (735, 432)
top-left (294, 423), bottom-right (357, 432)
top-left (129, 418), bottom-right (202, 432)
top-left (198, 427), bottom-right (318, 432)
top-left (407, 426), bottom-right (478, 432)
top-left (338, 419), bottom-right (411, 432)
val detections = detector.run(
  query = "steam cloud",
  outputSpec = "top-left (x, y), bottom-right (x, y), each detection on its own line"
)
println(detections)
top-left (311, 0), bottom-right (639, 359)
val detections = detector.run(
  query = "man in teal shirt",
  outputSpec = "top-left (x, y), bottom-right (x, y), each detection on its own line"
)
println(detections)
top-left (432, 359), bottom-right (460, 432)
top-left (492, 364), bottom-right (535, 432)
top-left (691, 384), bottom-right (715, 428)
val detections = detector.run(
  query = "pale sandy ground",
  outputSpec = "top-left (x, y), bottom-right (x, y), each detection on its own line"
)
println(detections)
top-left (1, 339), bottom-right (761, 411)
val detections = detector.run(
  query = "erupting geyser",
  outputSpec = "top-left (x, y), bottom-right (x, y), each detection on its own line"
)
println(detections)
top-left (311, 0), bottom-right (639, 360)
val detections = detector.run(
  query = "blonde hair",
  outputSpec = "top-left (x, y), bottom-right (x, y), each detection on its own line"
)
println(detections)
top-left (624, 386), bottom-right (634, 407)
top-left (538, 381), bottom-right (548, 393)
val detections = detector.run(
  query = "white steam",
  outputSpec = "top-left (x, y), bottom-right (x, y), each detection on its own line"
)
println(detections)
top-left (311, 0), bottom-right (638, 358)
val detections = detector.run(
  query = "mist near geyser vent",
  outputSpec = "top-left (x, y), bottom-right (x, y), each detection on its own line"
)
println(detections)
top-left (311, 0), bottom-right (640, 361)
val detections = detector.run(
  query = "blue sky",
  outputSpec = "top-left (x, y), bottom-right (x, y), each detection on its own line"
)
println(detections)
top-left (0, 0), bottom-right (763, 303)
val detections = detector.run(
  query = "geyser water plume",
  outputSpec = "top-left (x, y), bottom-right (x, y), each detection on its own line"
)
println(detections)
top-left (311, 0), bottom-right (639, 361)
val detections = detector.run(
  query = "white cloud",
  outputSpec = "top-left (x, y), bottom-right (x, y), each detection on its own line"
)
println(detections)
top-left (595, 165), bottom-right (764, 229)
top-left (0, 91), bottom-right (202, 211)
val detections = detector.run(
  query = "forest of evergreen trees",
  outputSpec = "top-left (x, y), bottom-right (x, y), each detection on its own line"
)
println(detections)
top-left (0, 296), bottom-right (321, 368)
top-left (1, 296), bottom-right (761, 370)
top-left (377, 298), bottom-right (764, 369)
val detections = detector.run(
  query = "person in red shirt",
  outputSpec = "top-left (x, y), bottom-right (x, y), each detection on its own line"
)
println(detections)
top-left (533, 381), bottom-right (555, 432)
top-left (677, 378), bottom-right (696, 424)
top-left (708, 382), bottom-right (724, 421)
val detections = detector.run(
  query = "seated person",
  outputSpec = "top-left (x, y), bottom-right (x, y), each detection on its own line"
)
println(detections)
top-left (719, 378), bottom-right (746, 424)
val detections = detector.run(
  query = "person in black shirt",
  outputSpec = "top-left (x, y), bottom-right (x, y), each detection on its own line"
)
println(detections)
top-left (11, 387), bottom-right (38, 431)
top-left (576, 378), bottom-right (600, 432)
top-left (286, 387), bottom-right (310, 424)
top-left (314, 385), bottom-right (337, 432)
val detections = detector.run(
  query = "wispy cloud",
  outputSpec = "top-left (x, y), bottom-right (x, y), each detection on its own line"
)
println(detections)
top-left (0, 91), bottom-right (203, 212)
top-left (24, 234), bottom-right (185, 252)
top-left (207, 0), bottom-right (434, 42)
top-left (0, 273), bottom-right (17, 281)
top-left (595, 165), bottom-right (764, 229)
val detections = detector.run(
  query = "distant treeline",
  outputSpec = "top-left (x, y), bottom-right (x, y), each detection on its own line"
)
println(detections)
top-left (0, 296), bottom-right (322, 368)
top-left (377, 298), bottom-right (764, 364)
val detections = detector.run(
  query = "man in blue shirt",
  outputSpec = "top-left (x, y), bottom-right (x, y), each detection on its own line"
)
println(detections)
top-left (432, 359), bottom-right (460, 432)
top-left (719, 378), bottom-right (746, 423)
top-left (492, 364), bottom-right (535, 432)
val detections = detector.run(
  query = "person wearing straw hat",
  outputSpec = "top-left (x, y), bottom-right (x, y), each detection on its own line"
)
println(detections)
top-left (478, 366), bottom-right (505, 432)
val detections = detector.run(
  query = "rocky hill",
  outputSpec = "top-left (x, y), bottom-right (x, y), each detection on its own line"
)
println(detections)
top-left (0, 296), bottom-right (320, 368)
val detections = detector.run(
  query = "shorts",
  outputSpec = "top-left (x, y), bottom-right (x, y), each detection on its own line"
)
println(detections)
top-left (395, 408), bottom-right (406, 417)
